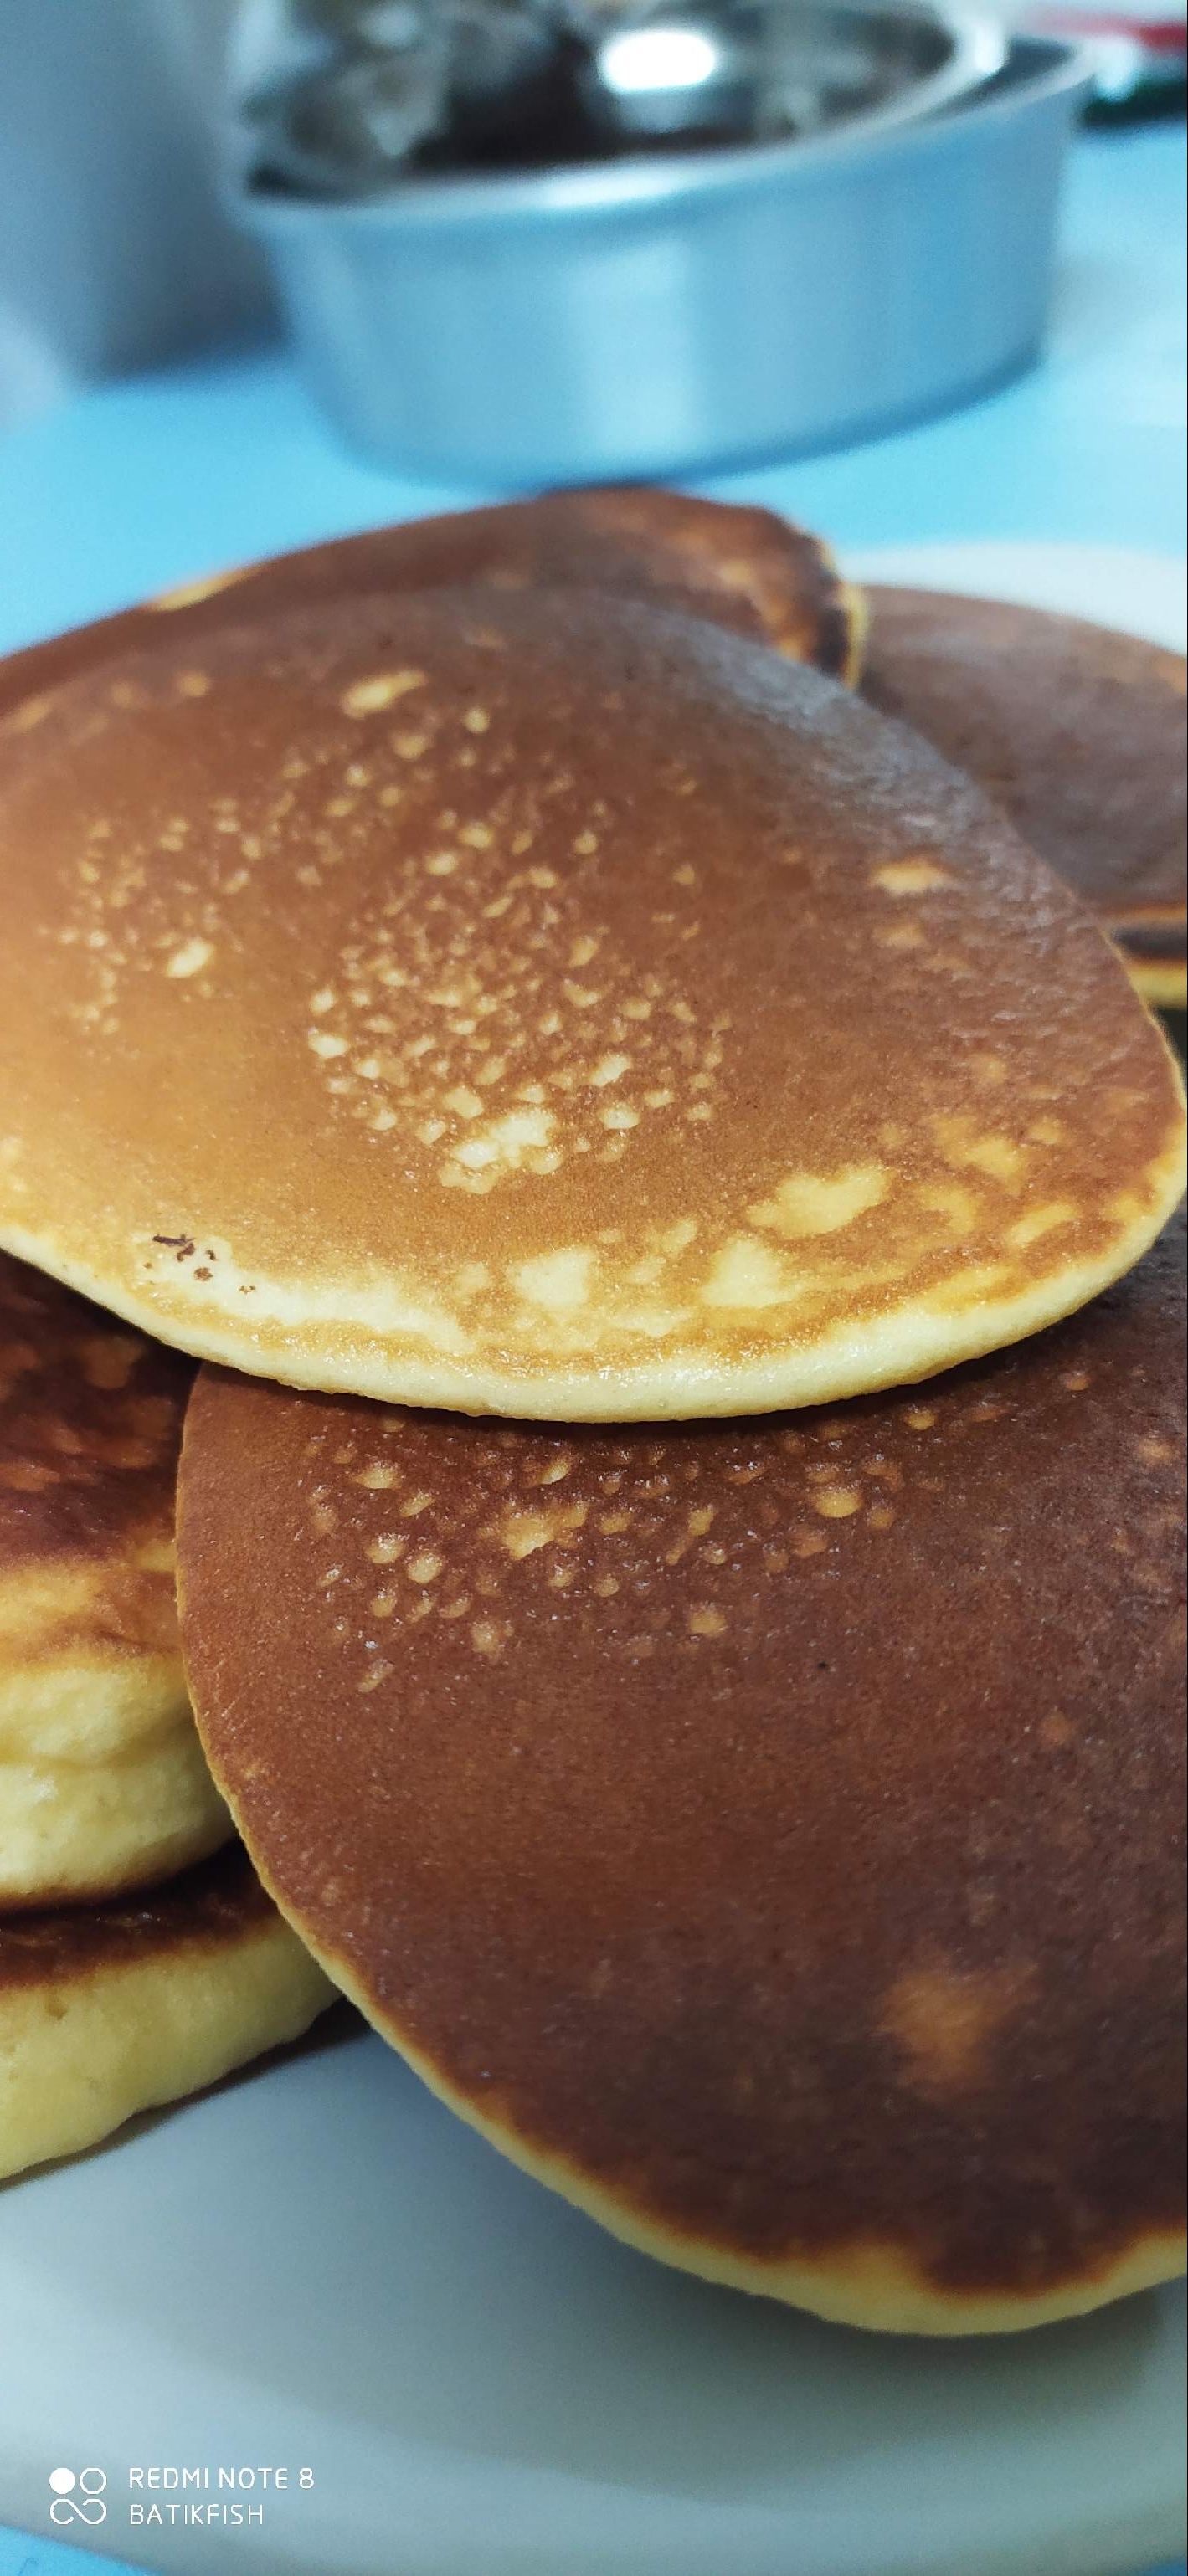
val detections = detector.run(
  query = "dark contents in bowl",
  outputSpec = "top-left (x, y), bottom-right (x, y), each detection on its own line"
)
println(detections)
top-left (238, 0), bottom-right (951, 194)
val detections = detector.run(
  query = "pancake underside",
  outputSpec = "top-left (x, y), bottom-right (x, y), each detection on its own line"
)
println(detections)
top-left (257, 1897), bottom-right (1188, 2337)
top-left (173, 1200), bottom-right (1186, 2337)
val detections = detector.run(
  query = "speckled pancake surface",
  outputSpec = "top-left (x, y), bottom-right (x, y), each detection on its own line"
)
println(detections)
top-left (0, 1253), bottom-right (229, 1908)
top-left (0, 485), bottom-right (860, 727)
top-left (861, 588), bottom-right (1187, 1007)
top-left (1, 590), bottom-right (1184, 1420)
top-left (176, 1214), bottom-right (1188, 2333)
top-left (0, 1841), bottom-right (336, 2179)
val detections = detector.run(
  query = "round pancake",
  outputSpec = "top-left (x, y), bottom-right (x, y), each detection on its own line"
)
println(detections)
top-left (1, 593), bottom-right (1184, 1422)
top-left (176, 1213), bottom-right (1187, 2334)
top-left (0, 1250), bottom-right (230, 1909)
top-left (0, 486), bottom-right (861, 730)
top-left (861, 588), bottom-right (1187, 1008)
top-left (0, 1840), bottom-right (335, 2180)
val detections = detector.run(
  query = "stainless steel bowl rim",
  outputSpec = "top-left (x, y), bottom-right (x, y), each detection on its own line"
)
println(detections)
top-left (234, 3), bottom-right (1014, 228)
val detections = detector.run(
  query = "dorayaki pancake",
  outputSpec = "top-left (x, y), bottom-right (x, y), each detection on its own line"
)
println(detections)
top-left (176, 1212), bottom-right (1188, 2335)
top-left (861, 588), bottom-right (1187, 1008)
top-left (0, 1840), bottom-right (335, 2180)
top-left (0, 1250), bottom-right (229, 1909)
top-left (0, 485), bottom-right (861, 730)
top-left (0, 590), bottom-right (1183, 1421)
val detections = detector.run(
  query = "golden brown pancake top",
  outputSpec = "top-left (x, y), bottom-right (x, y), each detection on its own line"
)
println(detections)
top-left (177, 1212), bottom-right (1186, 2301)
top-left (0, 1841), bottom-right (271, 1994)
top-left (0, 589), bottom-right (1182, 1419)
top-left (861, 588), bottom-right (1187, 963)
top-left (0, 487), bottom-right (856, 731)
top-left (0, 1250), bottom-right (191, 1575)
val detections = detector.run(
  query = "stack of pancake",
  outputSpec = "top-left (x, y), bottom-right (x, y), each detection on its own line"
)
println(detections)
top-left (0, 490), bottom-right (1183, 2338)
top-left (0, 1251), bottom-right (336, 2178)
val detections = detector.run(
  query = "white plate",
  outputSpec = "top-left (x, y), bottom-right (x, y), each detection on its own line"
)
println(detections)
top-left (1, 2014), bottom-right (1185, 2576)
top-left (841, 541), bottom-right (1188, 654)
top-left (1, 541), bottom-right (1185, 2576)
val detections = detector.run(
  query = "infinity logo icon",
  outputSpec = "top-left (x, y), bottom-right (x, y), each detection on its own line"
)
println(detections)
top-left (49, 2466), bottom-right (108, 2527)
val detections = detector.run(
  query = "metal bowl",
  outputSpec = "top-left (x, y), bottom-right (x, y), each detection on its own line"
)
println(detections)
top-left (234, 30), bottom-right (1088, 486)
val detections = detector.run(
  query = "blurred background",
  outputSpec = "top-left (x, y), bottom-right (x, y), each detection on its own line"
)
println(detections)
top-left (0, 0), bottom-right (1183, 476)
top-left (0, 0), bottom-right (1182, 670)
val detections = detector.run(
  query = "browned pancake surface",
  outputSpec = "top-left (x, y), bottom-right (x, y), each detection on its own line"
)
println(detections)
top-left (0, 590), bottom-right (1182, 1419)
top-left (1, 1250), bottom-right (192, 1581)
top-left (861, 588), bottom-right (1186, 981)
top-left (0, 1841), bottom-right (270, 1994)
top-left (177, 1213), bottom-right (1186, 2303)
top-left (0, 488), bottom-right (856, 731)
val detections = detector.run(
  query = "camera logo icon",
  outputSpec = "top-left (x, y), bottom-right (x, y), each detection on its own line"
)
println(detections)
top-left (49, 2466), bottom-right (108, 2527)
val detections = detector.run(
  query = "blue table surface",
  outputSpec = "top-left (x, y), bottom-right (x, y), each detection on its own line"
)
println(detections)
top-left (0, 113), bottom-right (1184, 2576)
top-left (2, 2551), bottom-right (1184, 2576)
